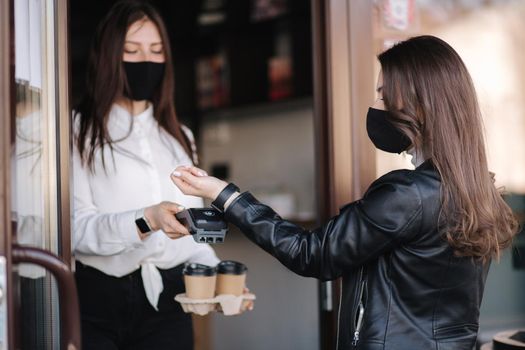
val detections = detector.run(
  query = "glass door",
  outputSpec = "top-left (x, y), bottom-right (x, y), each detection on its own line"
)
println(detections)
top-left (0, 0), bottom-right (80, 349)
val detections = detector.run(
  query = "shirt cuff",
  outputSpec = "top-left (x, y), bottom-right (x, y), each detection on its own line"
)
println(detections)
top-left (120, 209), bottom-right (144, 245)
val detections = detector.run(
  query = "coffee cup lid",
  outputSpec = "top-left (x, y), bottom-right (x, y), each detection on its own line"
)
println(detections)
top-left (217, 260), bottom-right (247, 275)
top-left (183, 263), bottom-right (217, 276)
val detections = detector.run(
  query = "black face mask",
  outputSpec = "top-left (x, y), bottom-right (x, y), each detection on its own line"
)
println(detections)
top-left (366, 107), bottom-right (411, 154)
top-left (123, 61), bottom-right (165, 101)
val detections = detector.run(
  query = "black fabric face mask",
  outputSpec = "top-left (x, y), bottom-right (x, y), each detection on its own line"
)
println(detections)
top-left (366, 107), bottom-right (412, 154)
top-left (123, 61), bottom-right (165, 101)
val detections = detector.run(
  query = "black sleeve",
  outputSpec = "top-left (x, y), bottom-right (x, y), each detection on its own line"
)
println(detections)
top-left (224, 170), bottom-right (423, 281)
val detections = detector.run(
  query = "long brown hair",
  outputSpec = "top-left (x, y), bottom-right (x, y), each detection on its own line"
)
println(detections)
top-left (378, 35), bottom-right (518, 262)
top-left (75, 0), bottom-right (192, 170)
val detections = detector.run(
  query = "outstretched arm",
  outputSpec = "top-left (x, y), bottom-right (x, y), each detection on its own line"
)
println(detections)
top-left (171, 166), bottom-right (422, 280)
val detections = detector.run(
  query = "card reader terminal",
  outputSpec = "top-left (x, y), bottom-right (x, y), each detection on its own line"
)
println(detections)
top-left (175, 208), bottom-right (228, 244)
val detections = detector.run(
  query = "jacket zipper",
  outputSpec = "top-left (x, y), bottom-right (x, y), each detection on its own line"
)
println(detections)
top-left (335, 281), bottom-right (343, 350)
top-left (351, 267), bottom-right (367, 348)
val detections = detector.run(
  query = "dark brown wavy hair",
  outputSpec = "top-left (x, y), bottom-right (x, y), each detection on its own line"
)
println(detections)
top-left (75, 0), bottom-right (192, 170)
top-left (378, 35), bottom-right (518, 262)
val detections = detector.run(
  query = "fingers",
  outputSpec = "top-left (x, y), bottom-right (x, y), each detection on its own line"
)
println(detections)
top-left (177, 168), bottom-right (201, 183)
top-left (164, 232), bottom-right (185, 239)
top-left (161, 201), bottom-right (185, 214)
top-left (171, 168), bottom-right (197, 186)
top-left (163, 224), bottom-right (190, 240)
top-left (171, 175), bottom-right (197, 196)
top-left (173, 165), bottom-right (208, 177)
top-left (171, 166), bottom-right (207, 186)
top-left (150, 205), bottom-right (190, 239)
top-left (188, 166), bottom-right (207, 177)
top-left (166, 216), bottom-right (190, 237)
top-left (171, 168), bottom-right (206, 197)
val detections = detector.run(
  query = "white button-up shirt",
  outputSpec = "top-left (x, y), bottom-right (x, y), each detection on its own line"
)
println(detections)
top-left (72, 103), bottom-right (219, 309)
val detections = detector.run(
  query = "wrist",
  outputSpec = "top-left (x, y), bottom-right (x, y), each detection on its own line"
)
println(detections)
top-left (135, 207), bottom-right (154, 236)
top-left (143, 207), bottom-right (156, 231)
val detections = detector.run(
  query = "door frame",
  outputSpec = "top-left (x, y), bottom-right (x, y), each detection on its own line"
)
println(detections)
top-left (56, 0), bottom-right (72, 265)
top-left (0, 0), bottom-right (78, 348)
top-left (312, 0), bottom-right (376, 348)
top-left (0, 0), bottom-right (15, 345)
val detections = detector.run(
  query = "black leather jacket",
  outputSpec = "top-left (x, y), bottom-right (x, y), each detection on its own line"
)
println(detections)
top-left (225, 161), bottom-right (489, 350)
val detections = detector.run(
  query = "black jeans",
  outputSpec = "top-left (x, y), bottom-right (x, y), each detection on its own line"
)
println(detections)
top-left (75, 261), bottom-right (193, 350)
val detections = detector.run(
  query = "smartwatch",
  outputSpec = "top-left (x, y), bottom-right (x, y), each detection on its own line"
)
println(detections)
top-left (135, 209), bottom-right (152, 234)
top-left (211, 183), bottom-right (240, 212)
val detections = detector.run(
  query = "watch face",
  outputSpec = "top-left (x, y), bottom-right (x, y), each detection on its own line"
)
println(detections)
top-left (135, 217), bottom-right (151, 233)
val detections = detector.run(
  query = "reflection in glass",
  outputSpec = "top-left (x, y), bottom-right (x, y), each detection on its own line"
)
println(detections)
top-left (13, 83), bottom-right (45, 256)
top-left (12, 0), bottom-right (61, 348)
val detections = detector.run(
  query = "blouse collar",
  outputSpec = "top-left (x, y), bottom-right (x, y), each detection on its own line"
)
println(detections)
top-left (109, 103), bottom-right (156, 133)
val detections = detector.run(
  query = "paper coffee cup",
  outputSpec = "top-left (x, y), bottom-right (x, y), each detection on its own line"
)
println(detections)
top-left (216, 260), bottom-right (247, 296)
top-left (183, 263), bottom-right (217, 299)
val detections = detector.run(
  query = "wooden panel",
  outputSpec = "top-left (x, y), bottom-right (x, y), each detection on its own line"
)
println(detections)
top-left (0, 0), bottom-right (15, 347)
top-left (312, 0), bottom-right (336, 348)
top-left (326, 0), bottom-right (354, 209)
top-left (0, 0), bottom-right (13, 256)
top-left (347, 1), bottom-right (377, 196)
top-left (56, 0), bottom-right (72, 266)
top-left (326, 0), bottom-right (376, 208)
top-left (313, 1), bottom-right (376, 349)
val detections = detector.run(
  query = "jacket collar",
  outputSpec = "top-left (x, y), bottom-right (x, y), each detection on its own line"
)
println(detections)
top-left (415, 159), bottom-right (439, 177)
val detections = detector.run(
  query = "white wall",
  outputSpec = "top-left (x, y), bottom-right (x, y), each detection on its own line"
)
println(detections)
top-left (199, 100), bottom-right (320, 350)
top-left (200, 100), bottom-right (316, 219)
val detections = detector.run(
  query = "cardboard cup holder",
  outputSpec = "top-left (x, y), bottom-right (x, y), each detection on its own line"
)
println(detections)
top-left (174, 293), bottom-right (256, 316)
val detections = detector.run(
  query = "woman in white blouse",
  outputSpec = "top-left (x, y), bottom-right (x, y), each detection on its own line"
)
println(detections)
top-left (72, 2), bottom-right (219, 349)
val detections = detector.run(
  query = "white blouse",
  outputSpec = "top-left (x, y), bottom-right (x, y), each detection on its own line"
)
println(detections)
top-left (72, 103), bottom-right (219, 309)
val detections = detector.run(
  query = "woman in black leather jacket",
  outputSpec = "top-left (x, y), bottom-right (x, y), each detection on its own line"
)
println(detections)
top-left (171, 35), bottom-right (518, 350)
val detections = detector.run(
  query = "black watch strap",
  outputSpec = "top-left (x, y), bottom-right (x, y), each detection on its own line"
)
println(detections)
top-left (211, 183), bottom-right (240, 212)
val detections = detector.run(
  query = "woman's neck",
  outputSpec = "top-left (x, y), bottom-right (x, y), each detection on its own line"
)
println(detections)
top-left (116, 98), bottom-right (149, 116)
top-left (407, 147), bottom-right (426, 168)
